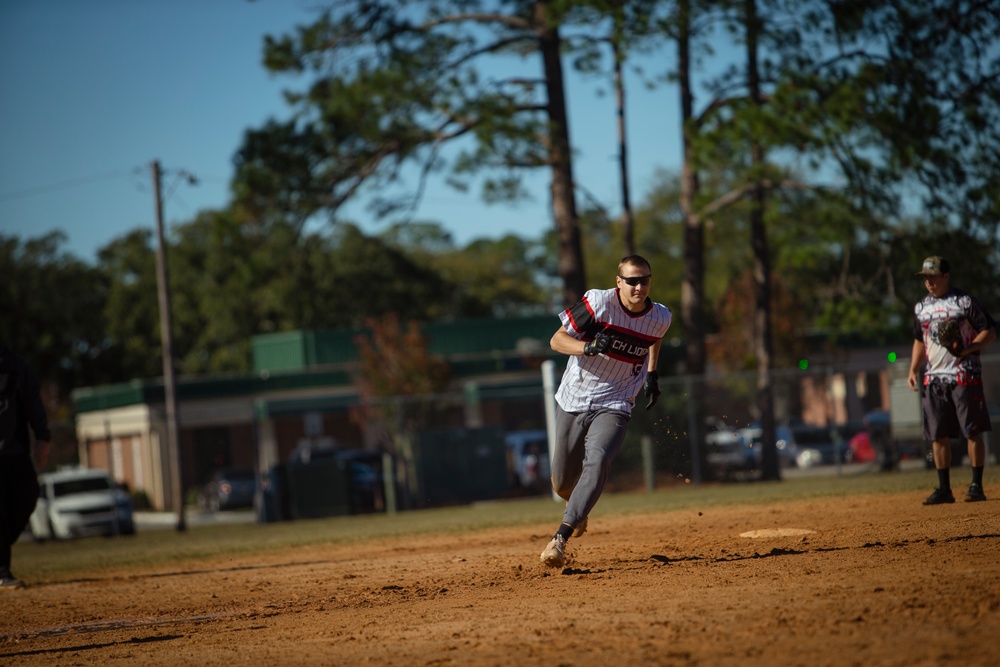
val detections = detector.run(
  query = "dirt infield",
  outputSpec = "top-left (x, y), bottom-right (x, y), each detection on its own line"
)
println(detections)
top-left (3, 487), bottom-right (999, 666)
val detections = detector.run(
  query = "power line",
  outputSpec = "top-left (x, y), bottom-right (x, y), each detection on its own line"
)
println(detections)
top-left (0, 169), bottom-right (141, 203)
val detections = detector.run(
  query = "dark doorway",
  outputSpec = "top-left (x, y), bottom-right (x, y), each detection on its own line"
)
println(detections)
top-left (194, 427), bottom-right (231, 485)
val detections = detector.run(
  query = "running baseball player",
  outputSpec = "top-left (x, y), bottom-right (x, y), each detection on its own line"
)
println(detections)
top-left (540, 255), bottom-right (672, 568)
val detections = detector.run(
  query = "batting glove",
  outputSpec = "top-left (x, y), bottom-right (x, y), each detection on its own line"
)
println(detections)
top-left (644, 370), bottom-right (660, 410)
top-left (583, 331), bottom-right (613, 356)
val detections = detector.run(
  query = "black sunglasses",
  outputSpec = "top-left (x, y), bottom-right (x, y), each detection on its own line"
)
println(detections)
top-left (618, 274), bottom-right (651, 286)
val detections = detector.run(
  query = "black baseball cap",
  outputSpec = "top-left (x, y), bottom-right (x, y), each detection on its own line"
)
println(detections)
top-left (916, 256), bottom-right (950, 276)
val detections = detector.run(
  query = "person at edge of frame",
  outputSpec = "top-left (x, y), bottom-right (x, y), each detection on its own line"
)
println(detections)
top-left (0, 341), bottom-right (52, 589)
top-left (540, 255), bottom-right (672, 568)
top-left (907, 255), bottom-right (996, 505)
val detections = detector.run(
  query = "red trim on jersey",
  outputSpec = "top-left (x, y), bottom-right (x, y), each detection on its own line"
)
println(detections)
top-left (564, 295), bottom-right (598, 336)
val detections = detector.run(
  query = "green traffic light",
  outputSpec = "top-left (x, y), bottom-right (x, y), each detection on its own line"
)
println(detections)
top-left (798, 359), bottom-right (809, 370)
top-left (887, 352), bottom-right (897, 363)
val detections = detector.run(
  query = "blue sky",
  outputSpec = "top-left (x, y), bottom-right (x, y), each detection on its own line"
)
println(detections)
top-left (0, 0), bottom-right (684, 263)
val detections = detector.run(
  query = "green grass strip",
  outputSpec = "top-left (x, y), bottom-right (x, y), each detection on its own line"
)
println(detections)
top-left (14, 466), bottom-right (939, 583)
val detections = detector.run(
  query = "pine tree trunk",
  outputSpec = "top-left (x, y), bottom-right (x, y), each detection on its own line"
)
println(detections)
top-left (678, 0), bottom-right (705, 378)
top-left (746, 0), bottom-right (780, 481)
top-left (536, 1), bottom-right (586, 306)
top-left (612, 11), bottom-right (634, 258)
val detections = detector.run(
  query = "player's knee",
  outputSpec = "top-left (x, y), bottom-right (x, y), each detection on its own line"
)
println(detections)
top-left (551, 477), bottom-right (572, 500)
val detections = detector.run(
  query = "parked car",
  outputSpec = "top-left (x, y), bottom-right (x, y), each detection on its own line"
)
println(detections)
top-left (705, 420), bottom-right (754, 480)
top-left (848, 430), bottom-right (878, 464)
top-left (849, 410), bottom-right (896, 466)
top-left (735, 424), bottom-right (800, 470)
top-left (29, 467), bottom-right (135, 541)
top-left (201, 467), bottom-right (257, 512)
top-left (793, 423), bottom-right (865, 468)
top-left (504, 430), bottom-right (551, 491)
top-left (346, 459), bottom-right (381, 512)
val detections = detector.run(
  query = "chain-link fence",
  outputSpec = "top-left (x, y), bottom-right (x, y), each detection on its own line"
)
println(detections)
top-left (369, 353), bottom-right (1000, 496)
top-left (616, 352), bottom-right (1000, 484)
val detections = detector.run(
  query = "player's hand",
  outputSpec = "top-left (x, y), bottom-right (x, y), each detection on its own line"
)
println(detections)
top-left (34, 441), bottom-right (51, 469)
top-left (583, 331), bottom-right (612, 356)
top-left (644, 371), bottom-right (660, 410)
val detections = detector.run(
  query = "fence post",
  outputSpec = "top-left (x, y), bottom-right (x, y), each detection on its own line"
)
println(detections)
top-left (382, 451), bottom-right (397, 515)
top-left (641, 435), bottom-right (655, 491)
top-left (685, 375), bottom-right (702, 486)
top-left (541, 360), bottom-right (561, 502)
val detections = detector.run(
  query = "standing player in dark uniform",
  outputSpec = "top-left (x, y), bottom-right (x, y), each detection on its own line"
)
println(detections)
top-left (540, 255), bottom-right (672, 568)
top-left (907, 256), bottom-right (996, 505)
top-left (1, 341), bottom-right (51, 589)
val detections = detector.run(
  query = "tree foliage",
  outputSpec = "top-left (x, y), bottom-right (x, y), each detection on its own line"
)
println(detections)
top-left (348, 311), bottom-right (453, 455)
top-left (77, 211), bottom-right (553, 381)
top-left (96, 230), bottom-right (165, 381)
top-left (232, 0), bottom-right (588, 304)
top-left (728, 0), bottom-right (1000, 235)
top-left (7, 0), bottom-right (1000, 412)
top-left (161, 215), bottom-right (477, 374)
top-left (0, 232), bottom-right (108, 399)
top-left (352, 312), bottom-right (452, 399)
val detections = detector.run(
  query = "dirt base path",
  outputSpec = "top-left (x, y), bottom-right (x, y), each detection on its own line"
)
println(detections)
top-left (3, 488), bottom-right (999, 666)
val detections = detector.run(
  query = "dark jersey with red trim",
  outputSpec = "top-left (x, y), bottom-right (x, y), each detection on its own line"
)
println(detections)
top-left (913, 287), bottom-right (995, 385)
top-left (555, 288), bottom-right (672, 413)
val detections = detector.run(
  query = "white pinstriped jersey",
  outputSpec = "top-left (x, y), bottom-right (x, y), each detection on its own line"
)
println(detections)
top-left (913, 287), bottom-right (995, 384)
top-left (555, 287), bottom-right (672, 414)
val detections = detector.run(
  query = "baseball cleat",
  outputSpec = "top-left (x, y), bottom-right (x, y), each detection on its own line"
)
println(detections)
top-left (923, 487), bottom-right (955, 505)
top-left (572, 517), bottom-right (588, 538)
top-left (540, 535), bottom-right (567, 568)
top-left (965, 483), bottom-right (987, 502)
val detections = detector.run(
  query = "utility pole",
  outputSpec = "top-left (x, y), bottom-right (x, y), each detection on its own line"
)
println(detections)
top-left (151, 159), bottom-right (186, 532)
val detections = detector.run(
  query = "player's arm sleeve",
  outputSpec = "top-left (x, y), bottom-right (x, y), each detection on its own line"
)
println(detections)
top-left (965, 299), bottom-right (997, 351)
top-left (968, 298), bottom-right (996, 333)
top-left (560, 291), bottom-right (604, 338)
top-left (968, 315), bottom-right (996, 350)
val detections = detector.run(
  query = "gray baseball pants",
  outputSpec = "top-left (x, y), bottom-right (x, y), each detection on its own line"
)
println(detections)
top-left (551, 404), bottom-right (631, 530)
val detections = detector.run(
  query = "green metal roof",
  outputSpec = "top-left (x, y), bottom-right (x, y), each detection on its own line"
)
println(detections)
top-left (251, 315), bottom-right (558, 373)
top-left (70, 380), bottom-right (163, 412)
top-left (73, 316), bottom-right (565, 415)
top-left (71, 368), bottom-right (353, 413)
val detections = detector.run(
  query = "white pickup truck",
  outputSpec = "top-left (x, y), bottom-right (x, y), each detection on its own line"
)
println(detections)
top-left (29, 467), bottom-right (136, 541)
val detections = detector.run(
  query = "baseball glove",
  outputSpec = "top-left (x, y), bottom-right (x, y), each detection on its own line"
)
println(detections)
top-left (936, 319), bottom-right (964, 356)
